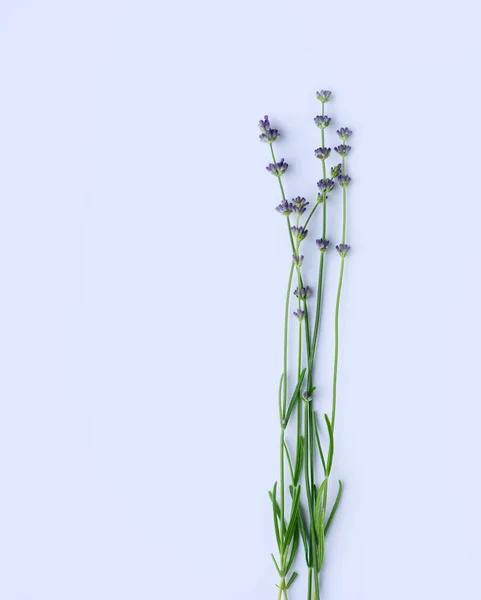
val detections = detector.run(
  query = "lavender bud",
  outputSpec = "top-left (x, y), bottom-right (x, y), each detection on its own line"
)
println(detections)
top-left (292, 254), bottom-right (304, 266)
top-left (292, 196), bottom-right (309, 209)
top-left (336, 243), bottom-right (351, 257)
top-left (259, 129), bottom-right (279, 143)
top-left (302, 390), bottom-right (313, 403)
top-left (291, 225), bottom-right (308, 241)
top-left (275, 200), bottom-right (293, 216)
top-left (331, 163), bottom-right (342, 178)
top-left (294, 286), bottom-right (312, 300)
top-left (292, 205), bottom-right (307, 216)
top-left (314, 115), bottom-right (331, 129)
top-left (293, 309), bottom-right (306, 321)
top-left (258, 115), bottom-right (271, 133)
top-left (314, 147), bottom-right (331, 161)
top-left (334, 144), bottom-right (351, 157)
top-left (266, 158), bottom-right (288, 177)
top-left (316, 90), bottom-right (332, 103)
top-left (337, 174), bottom-right (351, 188)
top-left (316, 238), bottom-right (330, 252)
top-left (317, 178), bottom-right (335, 193)
top-left (337, 127), bottom-right (352, 141)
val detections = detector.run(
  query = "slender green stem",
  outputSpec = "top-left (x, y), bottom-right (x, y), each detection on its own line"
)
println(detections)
top-left (331, 257), bottom-right (345, 430)
top-left (283, 263), bottom-right (295, 415)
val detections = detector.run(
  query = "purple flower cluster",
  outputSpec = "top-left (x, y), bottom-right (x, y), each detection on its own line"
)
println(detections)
top-left (292, 254), bottom-right (304, 266)
top-left (334, 144), bottom-right (351, 157)
top-left (266, 158), bottom-right (288, 177)
top-left (314, 147), bottom-right (331, 161)
top-left (337, 127), bottom-right (352, 141)
top-left (275, 200), bottom-right (293, 216)
top-left (331, 163), bottom-right (342, 178)
top-left (317, 178), bottom-right (335, 193)
top-left (316, 238), bottom-right (330, 252)
top-left (292, 196), bottom-right (309, 216)
top-left (337, 175), bottom-right (351, 188)
top-left (316, 90), bottom-right (332, 103)
top-left (291, 225), bottom-right (308, 241)
top-left (293, 308), bottom-right (306, 321)
top-left (336, 243), bottom-right (351, 257)
top-left (258, 115), bottom-right (279, 143)
top-left (314, 115), bottom-right (331, 129)
top-left (294, 286), bottom-right (312, 300)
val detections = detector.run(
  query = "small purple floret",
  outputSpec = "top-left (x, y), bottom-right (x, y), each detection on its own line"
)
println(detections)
top-left (316, 90), bottom-right (332, 103)
top-left (334, 144), bottom-right (351, 157)
top-left (276, 200), bottom-right (293, 215)
top-left (331, 163), bottom-right (342, 178)
top-left (314, 147), bottom-right (331, 161)
top-left (337, 127), bottom-right (352, 141)
top-left (266, 158), bottom-right (288, 177)
top-left (294, 286), bottom-right (312, 300)
top-left (316, 238), bottom-right (330, 252)
top-left (337, 174), bottom-right (351, 188)
top-left (314, 115), bottom-right (331, 129)
top-left (291, 225), bottom-right (308, 241)
top-left (336, 243), bottom-right (351, 257)
top-left (293, 309), bottom-right (306, 321)
top-left (317, 178), bottom-right (335, 193)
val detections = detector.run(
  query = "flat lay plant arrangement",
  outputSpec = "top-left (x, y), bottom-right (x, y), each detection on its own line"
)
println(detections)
top-left (258, 90), bottom-right (352, 600)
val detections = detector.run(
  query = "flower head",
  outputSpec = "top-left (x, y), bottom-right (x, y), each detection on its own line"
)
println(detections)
top-left (302, 390), bottom-right (313, 402)
top-left (316, 90), bottom-right (332, 103)
top-left (314, 147), bottom-right (331, 161)
top-left (292, 254), bottom-right (304, 266)
top-left (294, 286), bottom-right (312, 300)
top-left (336, 243), bottom-right (351, 257)
top-left (337, 174), bottom-right (351, 188)
top-left (334, 144), bottom-right (351, 157)
top-left (331, 163), bottom-right (342, 178)
top-left (293, 309), bottom-right (306, 321)
top-left (337, 127), bottom-right (352, 141)
top-left (317, 178), bottom-right (335, 193)
top-left (314, 115), bottom-right (331, 129)
top-left (316, 238), bottom-right (330, 252)
top-left (266, 159), bottom-right (288, 177)
top-left (291, 196), bottom-right (309, 215)
top-left (258, 115), bottom-right (279, 143)
top-left (275, 200), bottom-right (293, 216)
top-left (291, 225), bottom-right (308, 241)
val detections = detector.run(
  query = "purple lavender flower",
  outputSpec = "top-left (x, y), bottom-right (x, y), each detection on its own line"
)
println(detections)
top-left (336, 243), bottom-right (351, 257)
top-left (291, 225), bottom-right (308, 241)
top-left (338, 174), bottom-right (351, 188)
top-left (314, 115), bottom-right (331, 129)
top-left (316, 238), bottom-right (330, 252)
top-left (314, 147), bottom-right (331, 161)
top-left (275, 200), bottom-right (293, 215)
top-left (334, 144), bottom-right (351, 157)
top-left (291, 196), bottom-right (309, 215)
top-left (316, 90), bottom-right (332, 103)
top-left (317, 178), bottom-right (335, 193)
top-left (292, 254), bottom-right (304, 266)
top-left (293, 309), bottom-right (306, 321)
top-left (258, 115), bottom-right (279, 143)
top-left (337, 127), bottom-right (352, 141)
top-left (331, 163), bottom-right (342, 178)
top-left (266, 158), bottom-right (288, 177)
top-left (302, 390), bottom-right (313, 402)
top-left (294, 286), bottom-right (312, 300)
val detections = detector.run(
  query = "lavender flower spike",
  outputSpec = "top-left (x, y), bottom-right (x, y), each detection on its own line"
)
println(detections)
top-left (314, 115), bottom-right (331, 129)
top-left (316, 90), bottom-right (332, 103)
top-left (316, 238), bottom-right (330, 252)
top-left (294, 286), bottom-right (312, 300)
top-left (266, 158), bottom-right (288, 177)
top-left (331, 163), bottom-right (342, 178)
top-left (258, 115), bottom-right (279, 143)
top-left (293, 308), bottom-right (306, 321)
top-left (314, 147), bottom-right (331, 161)
top-left (338, 174), bottom-right (351, 188)
top-left (292, 254), bottom-right (304, 266)
top-left (291, 225), bottom-right (308, 241)
top-left (291, 196), bottom-right (309, 215)
top-left (337, 127), bottom-right (352, 141)
top-left (275, 200), bottom-right (293, 216)
top-left (334, 144), bottom-right (351, 157)
top-left (336, 243), bottom-right (351, 257)
top-left (317, 178), bottom-right (335, 193)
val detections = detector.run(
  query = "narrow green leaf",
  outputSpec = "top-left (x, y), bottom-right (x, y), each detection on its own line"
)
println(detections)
top-left (284, 485), bottom-right (301, 548)
top-left (283, 440), bottom-right (294, 481)
top-left (268, 491), bottom-right (281, 519)
top-left (293, 435), bottom-right (304, 485)
top-left (313, 411), bottom-right (327, 474)
top-left (283, 368), bottom-right (306, 427)
top-left (271, 553), bottom-right (283, 577)
top-left (317, 513), bottom-right (325, 569)
top-left (325, 480), bottom-right (343, 535)
top-left (298, 507), bottom-right (310, 566)
top-left (286, 572), bottom-right (298, 589)
top-left (285, 526), bottom-right (299, 574)
top-left (324, 414), bottom-right (334, 476)
top-left (278, 373), bottom-right (285, 423)
top-left (270, 482), bottom-right (282, 551)
top-left (314, 479), bottom-right (328, 537)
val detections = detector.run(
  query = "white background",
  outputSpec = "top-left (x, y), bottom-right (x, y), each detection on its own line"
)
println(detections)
top-left (0, 1), bottom-right (480, 599)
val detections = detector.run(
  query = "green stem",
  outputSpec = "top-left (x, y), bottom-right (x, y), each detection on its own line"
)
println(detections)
top-left (331, 258), bottom-right (345, 430)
